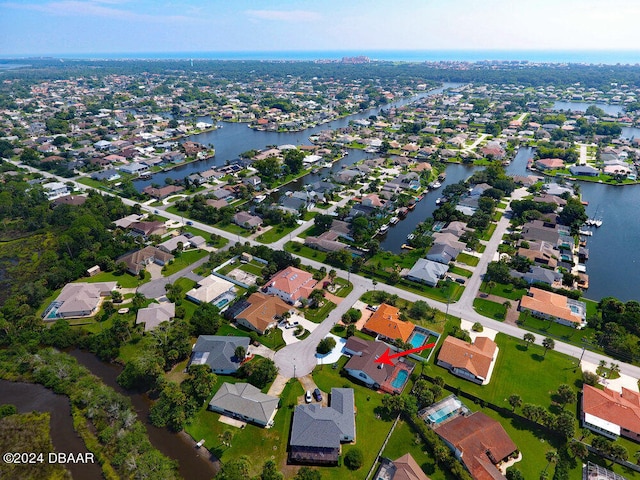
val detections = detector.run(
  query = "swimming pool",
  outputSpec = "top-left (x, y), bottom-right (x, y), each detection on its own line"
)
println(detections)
top-left (427, 399), bottom-right (462, 424)
top-left (408, 332), bottom-right (427, 349)
top-left (391, 369), bottom-right (409, 389)
top-left (216, 298), bottom-right (229, 308)
top-left (570, 305), bottom-right (580, 313)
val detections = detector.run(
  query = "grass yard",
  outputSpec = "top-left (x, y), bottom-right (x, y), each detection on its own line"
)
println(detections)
top-left (449, 266), bottom-right (473, 278)
top-left (257, 224), bottom-right (300, 244)
top-left (213, 221), bottom-right (252, 237)
top-left (216, 323), bottom-right (285, 351)
top-left (332, 277), bottom-right (353, 297)
top-left (182, 225), bottom-right (229, 248)
top-left (303, 300), bottom-right (337, 323)
top-left (185, 378), bottom-right (304, 478)
top-left (518, 311), bottom-right (599, 347)
top-left (312, 356), bottom-right (394, 480)
top-left (480, 223), bottom-right (497, 241)
top-left (161, 249), bottom-right (209, 276)
top-left (479, 281), bottom-right (527, 300)
top-left (473, 298), bottom-right (507, 321)
top-left (80, 269), bottom-right (150, 288)
top-left (423, 332), bottom-right (582, 410)
top-left (239, 262), bottom-right (264, 276)
top-left (284, 241), bottom-right (328, 263)
top-left (456, 252), bottom-right (480, 266)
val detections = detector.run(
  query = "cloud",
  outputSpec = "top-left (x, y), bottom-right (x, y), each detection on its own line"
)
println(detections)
top-left (245, 9), bottom-right (321, 22)
top-left (1, 0), bottom-right (198, 23)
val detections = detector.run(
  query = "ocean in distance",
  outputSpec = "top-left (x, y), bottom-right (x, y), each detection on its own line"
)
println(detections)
top-left (12, 49), bottom-right (640, 64)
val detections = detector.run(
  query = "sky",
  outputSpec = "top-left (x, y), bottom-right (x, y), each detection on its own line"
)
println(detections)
top-left (1, 0), bottom-right (640, 58)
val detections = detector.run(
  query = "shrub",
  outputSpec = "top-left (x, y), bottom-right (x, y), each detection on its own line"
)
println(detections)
top-left (316, 337), bottom-right (336, 355)
top-left (344, 448), bottom-right (363, 470)
top-left (472, 322), bottom-right (483, 332)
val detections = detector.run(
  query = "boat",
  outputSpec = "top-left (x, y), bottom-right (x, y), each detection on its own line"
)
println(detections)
top-left (398, 207), bottom-right (408, 218)
top-left (254, 194), bottom-right (267, 203)
top-left (378, 224), bottom-right (389, 235)
top-left (322, 162), bottom-right (333, 168)
top-left (579, 230), bottom-right (593, 236)
top-left (407, 203), bottom-right (416, 211)
top-left (390, 216), bottom-right (399, 225)
top-left (438, 172), bottom-right (446, 181)
top-left (436, 197), bottom-right (443, 205)
top-left (593, 219), bottom-right (603, 227)
top-left (429, 181), bottom-right (442, 189)
top-left (407, 233), bottom-right (415, 241)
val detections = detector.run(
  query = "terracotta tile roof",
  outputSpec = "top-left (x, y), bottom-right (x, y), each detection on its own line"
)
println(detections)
top-left (392, 453), bottom-right (431, 480)
top-left (435, 412), bottom-right (517, 480)
top-left (235, 293), bottom-right (291, 334)
top-left (437, 336), bottom-right (496, 380)
top-left (363, 303), bottom-right (415, 342)
top-left (582, 385), bottom-right (640, 434)
top-left (519, 287), bottom-right (582, 325)
top-left (266, 266), bottom-right (317, 302)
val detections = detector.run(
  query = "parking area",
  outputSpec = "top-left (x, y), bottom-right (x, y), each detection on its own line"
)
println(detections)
top-left (279, 313), bottom-right (318, 345)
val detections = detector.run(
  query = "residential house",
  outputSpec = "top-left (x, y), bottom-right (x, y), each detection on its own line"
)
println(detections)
top-left (569, 164), bottom-right (600, 176)
top-left (185, 276), bottom-right (236, 307)
top-left (289, 388), bottom-right (355, 465)
top-left (510, 266), bottom-right (562, 287)
top-left (531, 194), bottom-right (567, 208)
top-left (233, 211), bottom-right (263, 229)
top-left (431, 232), bottom-right (466, 253)
top-left (304, 230), bottom-right (348, 253)
top-left (136, 302), bottom-right (175, 332)
top-left (42, 182), bottom-right (70, 200)
top-left (374, 454), bottom-right (431, 480)
top-left (188, 335), bottom-right (250, 374)
top-left (435, 412), bottom-right (518, 480)
top-left (362, 303), bottom-right (415, 343)
top-left (142, 185), bottom-right (184, 200)
top-left (119, 162), bottom-right (149, 175)
top-left (426, 243), bottom-right (460, 265)
top-left (242, 176), bottom-right (262, 188)
top-left (334, 169), bottom-right (360, 184)
top-left (230, 292), bottom-right (292, 335)
top-left (535, 158), bottom-right (565, 171)
top-left (157, 234), bottom-right (205, 253)
top-left (361, 193), bottom-right (386, 208)
top-left (405, 258), bottom-right (449, 287)
top-left (44, 281), bottom-right (116, 319)
top-left (116, 246), bottom-right (173, 275)
top-left (519, 287), bottom-right (587, 328)
top-left (440, 221), bottom-right (472, 238)
top-left (128, 220), bottom-right (166, 237)
top-left (469, 183), bottom-right (492, 197)
top-left (264, 266), bottom-right (317, 305)
top-left (581, 385), bottom-right (640, 442)
top-left (91, 169), bottom-right (121, 182)
top-left (53, 195), bottom-right (87, 207)
top-left (208, 382), bottom-right (279, 428)
top-left (437, 336), bottom-right (498, 385)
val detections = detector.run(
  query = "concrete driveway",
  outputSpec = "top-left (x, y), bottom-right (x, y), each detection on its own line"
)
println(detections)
top-left (137, 256), bottom-right (208, 298)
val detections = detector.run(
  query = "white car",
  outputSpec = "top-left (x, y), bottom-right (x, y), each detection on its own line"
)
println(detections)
top-left (305, 391), bottom-right (312, 403)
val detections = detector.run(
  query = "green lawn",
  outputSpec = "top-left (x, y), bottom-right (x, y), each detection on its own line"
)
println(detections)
top-left (161, 249), bottom-right (209, 276)
top-left (298, 224), bottom-right (324, 239)
top-left (79, 269), bottom-right (149, 288)
top-left (239, 262), bottom-right (264, 276)
top-left (473, 298), bottom-right (507, 321)
top-left (284, 241), bottom-right (328, 263)
top-left (185, 378), bottom-right (304, 478)
top-left (216, 323), bottom-right (285, 351)
top-left (312, 356), bottom-right (394, 480)
top-left (456, 252), bottom-right (480, 266)
top-left (257, 224), bottom-right (300, 244)
top-left (449, 266), bottom-right (473, 278)
top-left (423, 332), bottom-right (582, 410)
top-left (480, 223), bottom-right (497, 241)
top-left (332, 277), bottom-right (353, 298)
top-left (304, 300), bottom-right (337, 323)
top-left (518, 311), bottom-right (599, 347)
top-left (214, 221), bottom-right (252, 237)
top-left (479, 281), bottom-right (527, 300)
top-left (182, 225), bottom-right (229, 248)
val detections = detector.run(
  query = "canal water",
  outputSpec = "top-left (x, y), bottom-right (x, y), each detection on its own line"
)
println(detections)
top-left (133, 83), bottom-right (462, 190)
top-left (0, 379), bottom-right (103, 480)
top-left (68, 349), bottom-right (219, 480)
top-left (552, 101), bottom-right (624, 116)
top-left (506, 145), bottom-right (640, 302)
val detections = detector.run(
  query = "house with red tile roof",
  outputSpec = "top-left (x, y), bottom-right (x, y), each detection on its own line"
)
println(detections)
top-left (375, 453), bottom-right (431, 480)
top-left (264, 266), bottom-right (317, 305)
top-left (362, 303), bottom-right (415, 343)
top-left (435, 412), bottom-right (518, 480)
top-left (231, 292), bottom-right (292, 334)
top-left (581, 385), bottom-right (640, 442)
top-left (436, 336), bottom-right (498, 385)
top-left (519, 287), bottom-right (586, 328)
top-left (534, 158), bottom-right (565, 171)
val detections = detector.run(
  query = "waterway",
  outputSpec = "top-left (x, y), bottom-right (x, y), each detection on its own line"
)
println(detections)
top-left (552, 101), bottom-right (624, 116)
top-left (0, 379), bottom-right (103, 480)
top-left (505, 145), bottom-right (640, 302)
top-left (133, 83), bottom-right (462, 190)
top-left (68, 349), bottom-right (219, 480)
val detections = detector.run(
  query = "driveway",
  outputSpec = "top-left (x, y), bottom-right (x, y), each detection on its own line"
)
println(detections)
top-left (137, 256), bottom-right (208, 298)
top-left (248, 343), bottom-right (275, 361)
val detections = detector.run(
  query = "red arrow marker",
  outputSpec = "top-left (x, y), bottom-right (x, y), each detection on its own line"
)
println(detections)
top-left (375, 343), bottom-right (437, 366)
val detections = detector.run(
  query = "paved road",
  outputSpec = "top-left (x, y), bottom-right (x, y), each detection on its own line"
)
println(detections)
top-left (14, 161), bottom-right (640, 381)
top-left (137, 256), bottom-right (209, 298)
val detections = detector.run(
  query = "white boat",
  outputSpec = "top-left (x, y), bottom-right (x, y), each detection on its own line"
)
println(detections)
top-left (594, 218), bottom-right (603, 227)
top-left (407, 233), bottom-right (415, 241)
top-left (322, 162), bottom-right (333, 168)
top-left (378, 224), bottom-right (389, 234)
top-left (389, 216), bottom-right (399, 225)
top-left (430, 181), bottom-right (442, 189)
top-left (436, 197), bottom-right (443, 205)
top-left (254, 194), bottom-right (267, 203)
top-left (579, 230), bottom-right (593, 236)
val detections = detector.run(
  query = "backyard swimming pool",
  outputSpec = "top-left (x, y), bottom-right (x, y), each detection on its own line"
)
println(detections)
top-left (408, 332), bottom-right (427, 349)
top-left (391, 369), bottom-right (409, 389)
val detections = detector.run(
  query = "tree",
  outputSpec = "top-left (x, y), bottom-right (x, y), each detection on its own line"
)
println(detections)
top-left (294, 467), bottom-right (321, 480)
top-left (542, 337), bottom-right (555, 357)
top-left (314, 214), bottom-right (334, 233)
top-left (215, 456), bottom-right (250, 480)
top-left (346, 324), bottom-right (356, 338)
top-left (283, 148), bottom-right (304, 175)
top-left (235, 345), bottom-right (246, 362)
top-left (506, 469), bottom-right (525, 480)
top-left (190, 302), bottom-right (222, 336)
top-left (508, 394), bottom-right (522, 412)
top-left (488, 280), bottom-right (497, 294)
top-left (260, 460), bottom-right (283, 480)
top-left (182, 364), bottom-right (217, 406)
top-left (344, 448), bottom-right (364, 470)
top-left (523, 333), bottom-right (535, 349)
top-left (219, 430), bottom-right (233, 447)
top-left (149, 381), bottom-right (189, 431)
top-left (316, 337), bottom-right (336, 355)
top-left (568, 440), bottom-right (588, 460)
top-left (132, 292), bottom-right (146, 311)
top-left (544, 451), bottom-right (559, 473)
top-left (409, 300), bottom-right (430, 320)
top-left (240, 358), bottom-right (278, 389)
top-left (555, 384), bottom-right (576, 409)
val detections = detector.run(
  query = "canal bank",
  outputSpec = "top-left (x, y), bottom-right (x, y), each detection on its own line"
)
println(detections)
top-left (68, 349), bottom-right (219, 480)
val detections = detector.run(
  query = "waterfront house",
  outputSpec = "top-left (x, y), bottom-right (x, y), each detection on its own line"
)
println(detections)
top-left (136, 302), bottom-right (175, 332)
top-left (436, 336), bottom-right (498, 385)
top-left (510, 266), bottom-right (562, 287)
top-left (535, 158), bottom-right (565, 171)
top-left (119, 162), bottom-right (149, 175)
top-left (91, 169), bottom-right (121, 182)
top-left (435, 412), bottom-right (518, 479)
top-left (289, 388), bottom-right (355, 465)
top-left (426, 243), bottom-right (459, 265)
top-left (405, 258), bottom-right (449, 287)
top-left (189, 335), bottom-right (250, 374)
top-left (44, 281), bottom-right (116, 320)
top-left (208, 382), bottom-right (279, 428)
top-left (264, 266), bottom-right (317, 305)
top-left (581, 385), bottom-right (640, 442)
top-left (142, 184), bottom-right (184, 200)
top-left (233, 211), bottom-right (263, 229)
top-left (569, 164), bottom-right (600, 176)
top-left (519, 287), bottom-right (587, 328)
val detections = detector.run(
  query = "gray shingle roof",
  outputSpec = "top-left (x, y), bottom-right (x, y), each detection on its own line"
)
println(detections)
top-left (208, 382), bottom-right (279, 426)
top-left (190, 335), bottom-right (250, 373)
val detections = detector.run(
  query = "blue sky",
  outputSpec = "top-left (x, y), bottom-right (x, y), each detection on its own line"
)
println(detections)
top-left (1, 0), bottom-right (639, 56)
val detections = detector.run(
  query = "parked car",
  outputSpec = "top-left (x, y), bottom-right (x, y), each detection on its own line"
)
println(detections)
top-left (305, 391), bottom-right (312, 403)
top-left (366, 305), bottom-right (378, 312)
top-left (455, 278), bottom-right (466, 284)
top-left (186, 221), bottom-right (193, 225)
top-left (313, 388), bottom-right (322, 402)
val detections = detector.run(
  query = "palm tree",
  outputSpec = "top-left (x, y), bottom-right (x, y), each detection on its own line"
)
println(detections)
top-left (488, 280), bottom-right (496, 295)
top-left (542, 337), bottom-right (555, 357)
top-left (634, 449), bottom-right (640, 465)
top-left (598, 359), bottom-right (607, 375)
top-left (609, 362), bottom-right (621, 378)
top-left (508, 394), bottom-right (522, 412)
top-left (544, 450), bottom-right (559, 472)
top-left (523, 333), bottom-right (535, 349)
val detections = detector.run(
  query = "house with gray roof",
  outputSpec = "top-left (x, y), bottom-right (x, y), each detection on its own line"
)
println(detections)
top-left (405, 259), bottom-right (449, 287)
top-left (136, 302), bottom-right (175, 332)
top-left (289, 388), bottom-right (355, 465)
top-left (188, 335), bottom-right (250, 374)
top-left (208, 382), bottom-right (279, 427)
top-left (427, 243), bottom-right (459, 265)
top-left (510, 266), bottom-right (562, 286)
top-left (45, 281), bottom-right (116, 320)
top-left (569, 165), bottom-right (600, 177)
